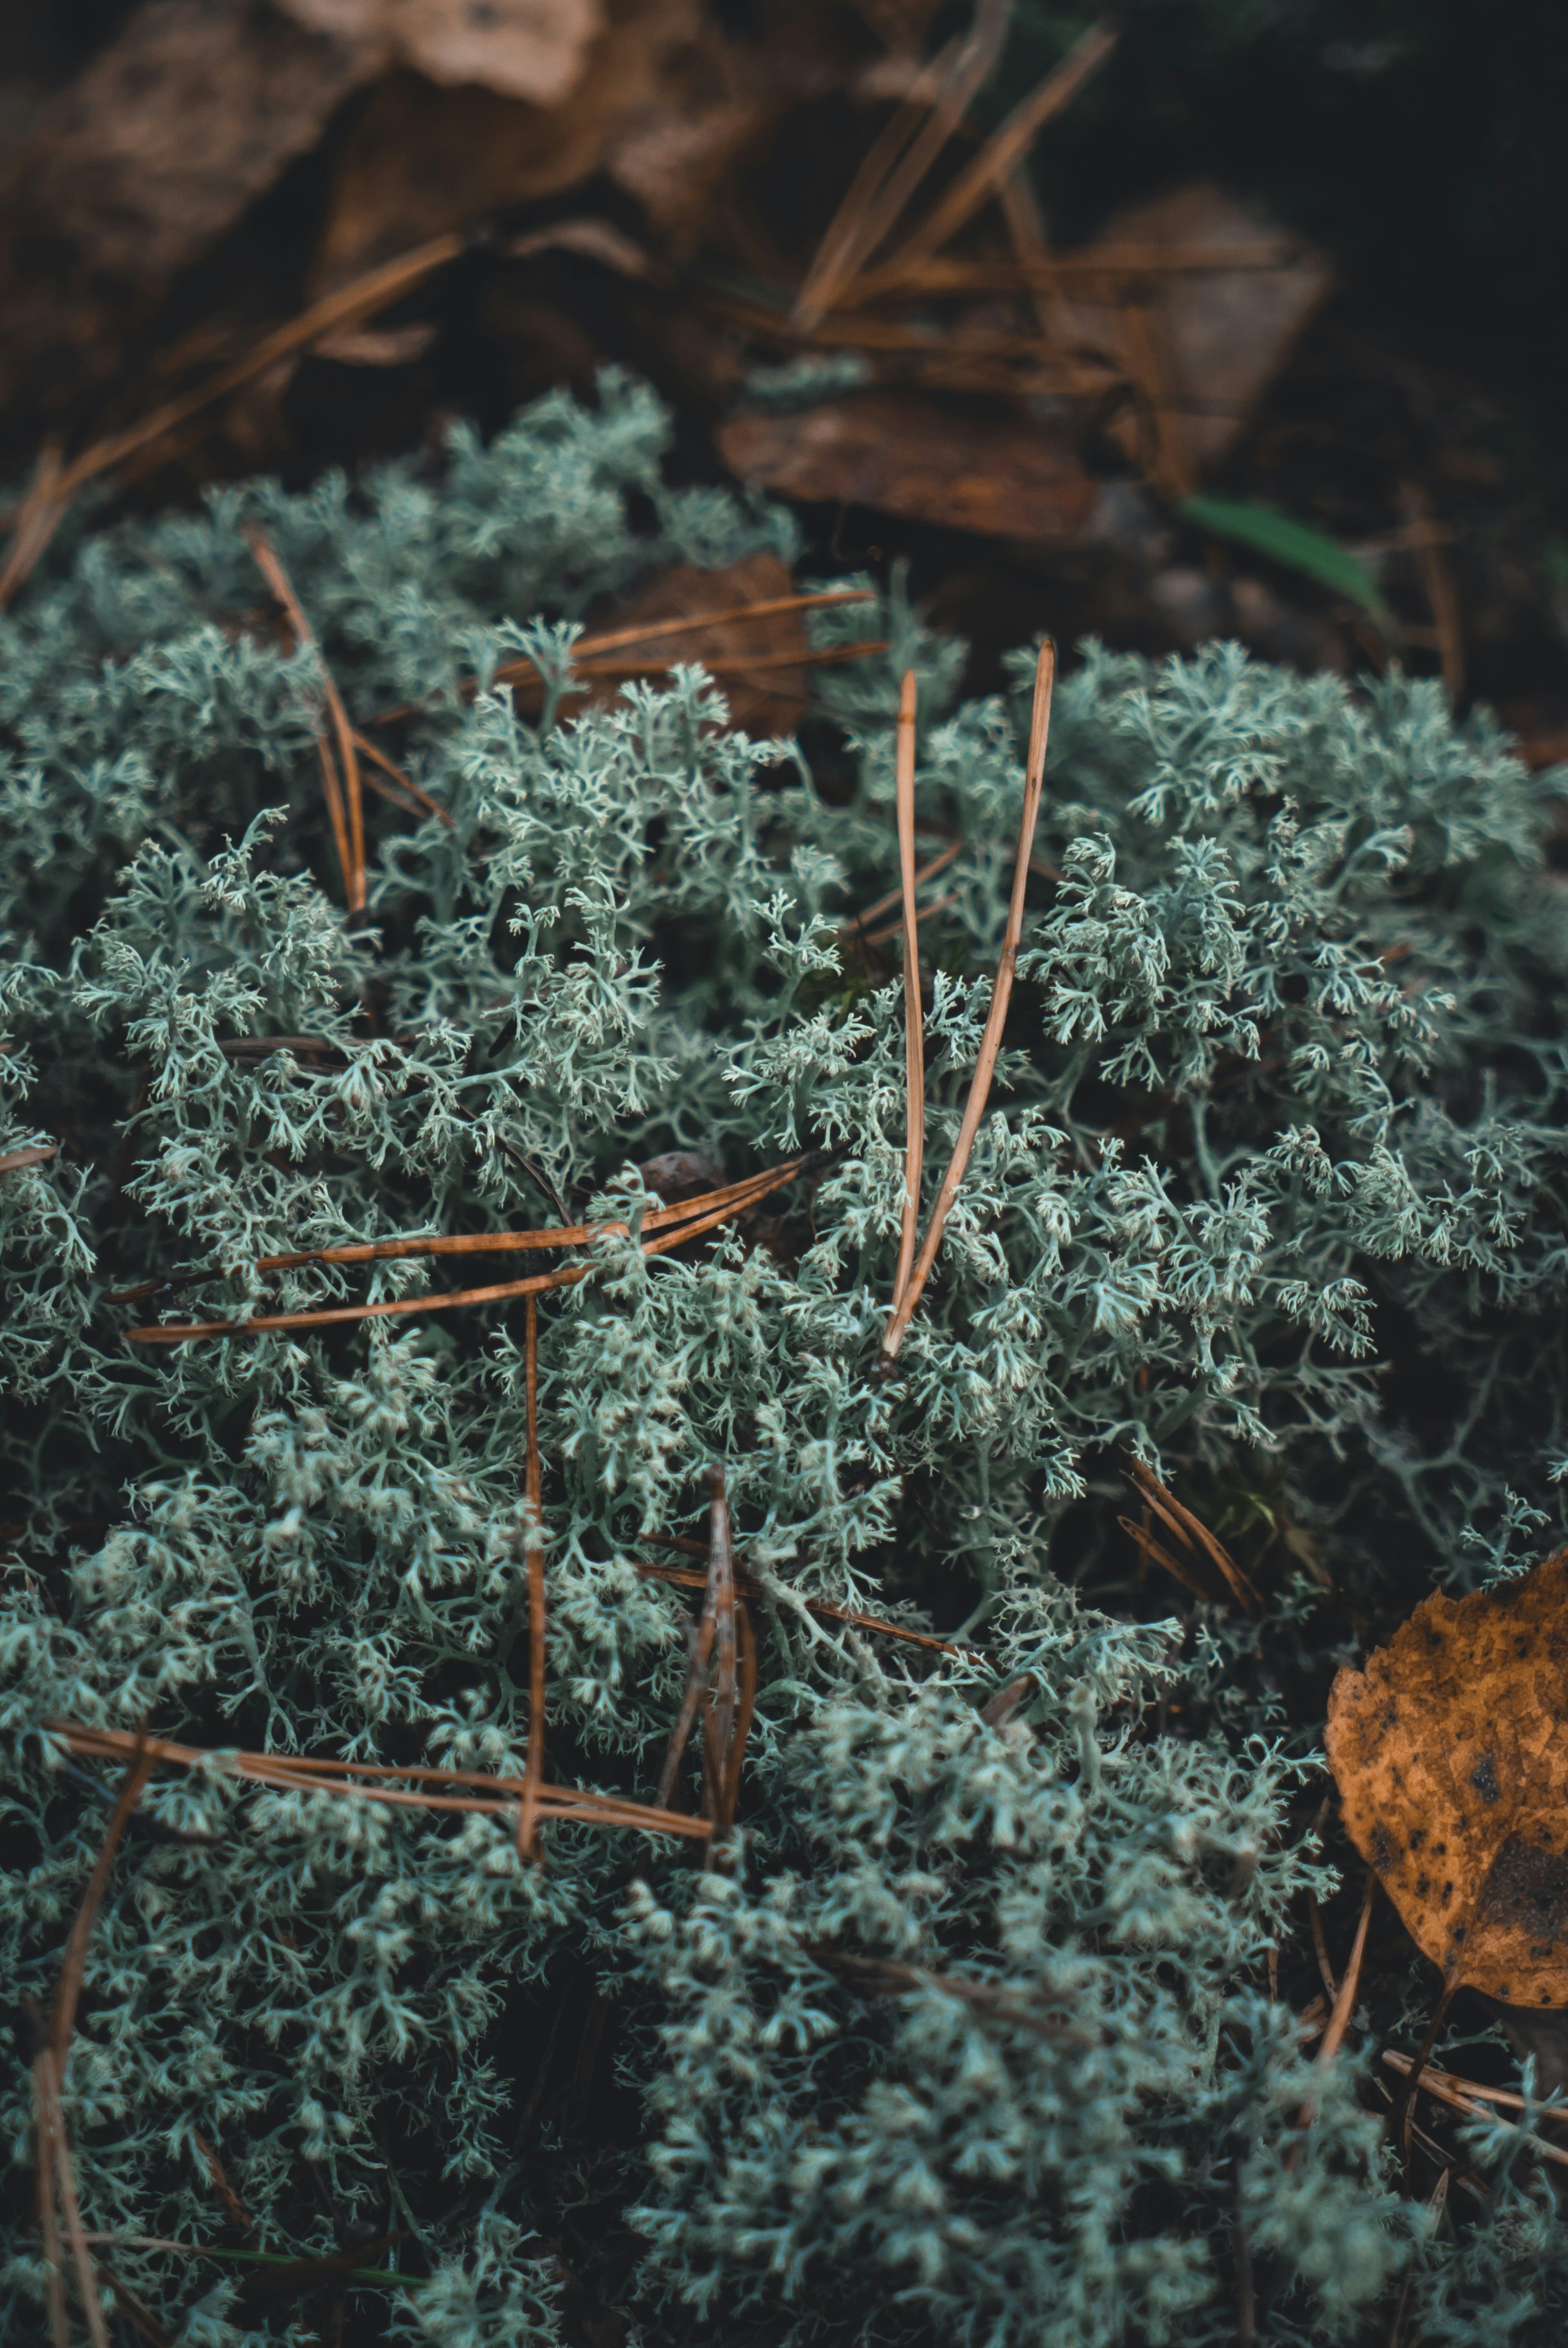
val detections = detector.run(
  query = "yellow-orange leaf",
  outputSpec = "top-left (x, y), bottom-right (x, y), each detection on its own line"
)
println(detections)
top-left (1325, 1549), bottom-right (1568, 2008)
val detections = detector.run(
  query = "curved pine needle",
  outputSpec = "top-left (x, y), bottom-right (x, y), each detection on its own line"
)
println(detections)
top-left (248, 532), bottom-right (365, 913)
top-left (891, 670), bottom-right (925, 1318)
top-left (33, 2051), bottom-right (71, 2348)
top-left (350, 729), bottom-right (453, 828)
top-left (881, 641), bottom-right (1055, 1361)
top-left (517, 1293), bottom-right (546, 1865)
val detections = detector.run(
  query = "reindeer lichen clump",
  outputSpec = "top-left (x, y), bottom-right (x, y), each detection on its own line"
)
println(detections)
top-left (4, 373), bottom-right (1568, 2345)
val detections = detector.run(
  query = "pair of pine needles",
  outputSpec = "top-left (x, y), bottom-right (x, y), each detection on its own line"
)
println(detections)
top-left (248, 539), bottom-right (883, 916)
top-left (45, 1721), bottom-right (710, 1848)
top-left (881, 640), bottom-right (1055, 1362)
top-left (120, 1152), bottom-right (817, 1341)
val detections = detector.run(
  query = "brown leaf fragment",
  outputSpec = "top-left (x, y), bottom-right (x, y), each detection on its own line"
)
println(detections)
top-left (716, 395), bottom-right (1096, 544)
top-left (1325, 1549), bottom-right (1568, 2006)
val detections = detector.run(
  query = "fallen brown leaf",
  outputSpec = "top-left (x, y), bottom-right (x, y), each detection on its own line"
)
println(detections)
top-left (1325, 1550), bottom-right (1568, 2007)
top-left (718, 393), bottom-right (1096, 543)
top-left (281, 0), bottom-right (604, 106)
top-left (1063, 183), bottom-right (1332, 481)
top-left (0, 0), bottom-right (371, 425)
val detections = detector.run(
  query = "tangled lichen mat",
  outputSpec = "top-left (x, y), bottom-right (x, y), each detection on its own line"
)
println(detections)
top-left (5, 373), bottom-right (1568, 2346)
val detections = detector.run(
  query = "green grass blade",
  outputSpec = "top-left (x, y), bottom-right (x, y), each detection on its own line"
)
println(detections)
top-left (1177, 495), bottom-right (1397, 631)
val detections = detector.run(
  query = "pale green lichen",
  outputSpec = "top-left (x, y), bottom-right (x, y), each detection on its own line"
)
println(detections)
top-left (3, 372), bottom-right (1568, 2344)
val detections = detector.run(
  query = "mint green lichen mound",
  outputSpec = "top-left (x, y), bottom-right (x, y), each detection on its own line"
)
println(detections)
top-left (3, 372), bottom-right (1568, 2345)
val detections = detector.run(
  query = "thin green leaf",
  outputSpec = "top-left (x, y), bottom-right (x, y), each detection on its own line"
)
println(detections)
top-left (1177, 495), bottom-right (1396, 631)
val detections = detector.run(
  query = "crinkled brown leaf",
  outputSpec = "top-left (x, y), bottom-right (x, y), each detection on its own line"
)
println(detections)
top-left (1325, 1549), bottom-right (1568, 2007)
top-left (718, 394), bottom-right (1095, 544)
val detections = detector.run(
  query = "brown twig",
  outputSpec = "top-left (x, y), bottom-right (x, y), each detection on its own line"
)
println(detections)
top-left (701, 1469), bottom-right (742, 1841)
top-left (96, 2262), bottom-right (176, 2348)
top-left (654, 1595), bottom-right (718, 1816)
top-left (525, 589), bottom-right (873, 666)
top-left (1384, 2049), bottom-right (1568, 2172)
top-left (653, 1471), bottom-right (745, 1831)
top-left (507, 640), bottom-right (889, 690)
top-left (1235, 2170), bottom-right (1255, 2348)
top-left (52, 1738), bottom-right (157, 2064)
top-left (723, 1600), bottom-right (758, 1826)
top-left (32, 1737), bottom-right (156, 2348)
top-left (848, 242), bottom-right (1306, 298)
top-left (368, 591), bottom-right (876, 725)
top-left (124, 1154), bottom-right (813, 1340)
top-left (891, 670), bottom-right (925, 1315)
top-left (33, 2050), bottom-right (72, 2348)
top-left (247, 532), bottom-right (365, 913)
top-left (1381, 2050), bottom-right (1568, 2130)
top-left (881, 641), bottom-right (1054, 1360)
top-left (40, 2046), bottom-right (111, 2348)
top-left (838, 840), bottom-right (962, 940)
top-left (0, 436), bottom-right (69, 608)
top-left (1116, 1514), bottom-right (1219, 1608)
top-left (517, 1294), bottom-right (546, 1865)
top-left (811, 1944), bottom-right (1097, 2044)
top-left (860, 890), bottom-right (960, 950)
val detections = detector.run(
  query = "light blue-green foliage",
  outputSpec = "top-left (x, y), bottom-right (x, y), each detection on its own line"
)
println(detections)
top-left (3, 371), bottom-right (1568, 2344)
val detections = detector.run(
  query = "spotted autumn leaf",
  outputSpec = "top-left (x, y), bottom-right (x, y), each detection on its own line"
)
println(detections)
top-left (1325, 1550), bottom-right (1568, 2009)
